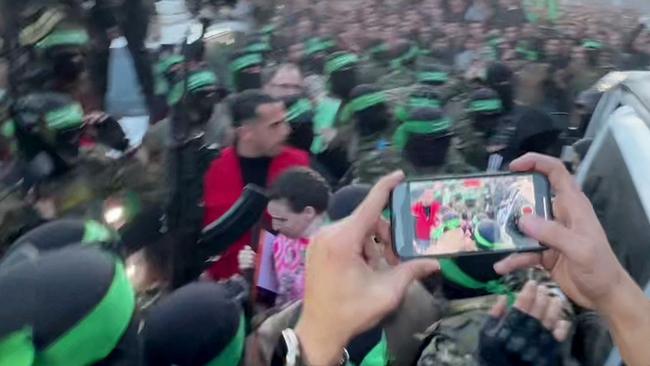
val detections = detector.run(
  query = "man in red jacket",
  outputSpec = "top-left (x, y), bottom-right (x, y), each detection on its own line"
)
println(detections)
top-left (203, 90), bottom-right (310, 280)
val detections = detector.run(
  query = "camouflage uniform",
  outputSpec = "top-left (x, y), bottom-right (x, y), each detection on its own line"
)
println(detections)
top-left (404, 147), bottom-right (478, 177)
top-left (416, 268), bottom-right (577, 366)
top-left (376, 68), bottom-right (418, 91)
top-left (351, 132), bottom-right (403, 185)
top-left (453, 115), bottom-right (517, 171)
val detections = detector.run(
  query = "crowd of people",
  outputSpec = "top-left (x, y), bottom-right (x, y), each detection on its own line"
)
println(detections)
top-left (0, 0), bottom-right (650, 365)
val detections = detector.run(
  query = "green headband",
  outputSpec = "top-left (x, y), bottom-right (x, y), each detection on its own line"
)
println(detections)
top-left (474, 225), bottom-right (496, 250)
top-left (36, 260), bottom-right (135, 366)
top-left (168, 71), bottom-right (218, 105)
top-left (390, 46), bottom-right (419, 69)
top-left (417, 72), bottom-right (449, 83)
top-left (261, 25), bottom-right (276, 35)
top-left (515, 45), bottom-right (539, 61)
top-left (355, 331), bottom-right (389, 366)
top-left (2, 120), bottom-right (15, 138)
top-left (582, 40), bottom-right (603, 50)
top-left (230, 53), bottom-right (263, 73)
top-left (325, 54), bottom-right (359, 74)
top-left (156, 55), bottom-right (185, 74)
top-left (286, 99), bottom-right (313, 123)
top-left (83, 220), bottom-right (114, 244)
top-left (393, 118), bottom-right (451, 150)
top-left (439, 259), bottom-right (514, 304)
top-left (45, 103), bottom-right (84, 131)
top-left (367, 43), bottom-right (389, 55)
top-left (432, 217), bottom-right (462, 241)
top-left (305, 38), bottom-right (336, 56)
top-left (35, 29), bottom-right (89, 50)
top-left (469, 99), bottom-right (503, 113)
top-left (0, 328), bottom-right (34, 366)
top-left (409, 97), bottom-right (442, 109)
top-left (245, 42), bottom-right (272, 53)
top-left (340, 92), bottom-right (386, 123)
top-left (205, 314), bottom-right (245, 366)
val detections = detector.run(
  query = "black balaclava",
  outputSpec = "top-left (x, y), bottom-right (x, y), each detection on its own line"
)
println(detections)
top-left (0, 246), bottom-right (139, 366)
top-left (0, 219), bottom-right (115, 272)
top-left (348, 84), bottom-right (390, 137)
top-left (326, 51), bottom-right (359, 101)
top-left (486, 63), bottom-right (515, 113)
top-left (230, 52), bottom-right (264, 92)
top-left (49, 47), bottom-right (86, 85)
top-left (282, 95), bottom-right (315, 152)
top-left (401, 107), bottom-right (452, 168)
top-left (143, 282), bottom-right (245, 366)
top-left (468, 88), bottom-right (505, 135)
top-left (327, 184), bottom-right (372, 221)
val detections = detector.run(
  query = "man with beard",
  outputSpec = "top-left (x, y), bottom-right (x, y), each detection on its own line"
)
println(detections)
top-left (203, 90), bottom-right (309, 280)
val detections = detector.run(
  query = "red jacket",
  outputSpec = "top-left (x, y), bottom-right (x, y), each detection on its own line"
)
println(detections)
top-left (411, 201), bottom-right (442, 241)
top-left (203, 146), bottom-right (310, 280)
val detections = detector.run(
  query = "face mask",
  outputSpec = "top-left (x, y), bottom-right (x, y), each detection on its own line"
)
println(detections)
top-left (473, 114), bottom-right (500, 133)
top-left (52, 52), bottom-right (85, 83)
top-left (287, 122), bottom-right (314, 152)
top-left (236, 71), bottom-right (262, 92)
top-left (356, 106), bottom-right (389, 136)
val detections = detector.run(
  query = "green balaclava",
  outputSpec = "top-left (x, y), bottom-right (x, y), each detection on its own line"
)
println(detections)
top-left (0, 246), bottom-right (137, 366)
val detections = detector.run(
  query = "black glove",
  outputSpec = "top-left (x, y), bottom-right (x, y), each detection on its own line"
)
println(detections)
top-left (479, 308), bottom-right (560, 366)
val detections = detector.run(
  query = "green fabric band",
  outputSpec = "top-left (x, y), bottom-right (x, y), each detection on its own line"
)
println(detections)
top-left (2, 120), bottom-right (15, 138)
top-left (390, 46), bottom-right (419, 69)
top-left (356, 331), bottom-right (389, 366)
top-left (305, 38), bottom-right (336, 56)
top-left (340, 92), bottom-right (385, 123)
top-left (433, 218), bottom-right (462, 240)
top-left (582, 40), bottom-right (603, 50)
top-left (325, 54), bottom-right (359, 74)
top-left (261, 25), bottom-right (276, 35)
top-left (245, 42), bottom-right (271, 53)
top-left (45, 103), bottom-right (84, 131)
top-left (204, 314), bottom-right (245, 366)
top-left (0, 328), bottom-right (35, 366)
top-left (168, 71), bottom-right (218, 105)
top-left (393, 118), bottom-right (451, 150)
top-left (35, 29), bottom-right (89, 50)
top-left (156, 55), bottom-right (185, 74)
top-left (439, 259), bottom-right (515, 304)
top-left (286, 99), bottom-right (313, 123)
top-left (417, 72), bottom-right (449, 83)
top-left (230, 53), bottom-right (263, 73)
top-left (469, 99), bottom-right (503, 113)
top-left (83, 220), bottom-right (114, 244)
top-left (35, 260), bottom-right (135, 366)
top-left (474, 226), bottom-right (495, 249)
top-left (311, 98), bottom-right (342, 154)
top-left (515, 45), bottom-right (539, 61)
top-left (409, 97), bottom-right (442, 109)
top-left (367, 43), bottom-right (389, 55)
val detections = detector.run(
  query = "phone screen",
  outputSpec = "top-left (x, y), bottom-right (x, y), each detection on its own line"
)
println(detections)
top-left (391, 173), bottom-right (550, 259)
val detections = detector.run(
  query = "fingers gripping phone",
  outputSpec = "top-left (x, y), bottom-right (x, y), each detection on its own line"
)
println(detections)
top-left (391, 173), bottom-right (552, 259)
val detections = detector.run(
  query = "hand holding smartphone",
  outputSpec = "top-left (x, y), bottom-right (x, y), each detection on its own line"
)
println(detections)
top-left (391, 173), bottom-right (552, 259)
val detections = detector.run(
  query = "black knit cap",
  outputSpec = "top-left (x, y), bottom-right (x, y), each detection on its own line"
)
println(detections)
top-left (328, 184), bottom-right (372, 221)
top-left (143, 282), bottom-right (244, 366)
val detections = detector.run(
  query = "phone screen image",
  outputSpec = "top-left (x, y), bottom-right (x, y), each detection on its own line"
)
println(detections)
top-left (392, 174), bottom-right (549, 259)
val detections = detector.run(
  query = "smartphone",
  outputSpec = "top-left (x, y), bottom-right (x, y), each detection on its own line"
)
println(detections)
top-left (391, 173), bottom-right (552, 260)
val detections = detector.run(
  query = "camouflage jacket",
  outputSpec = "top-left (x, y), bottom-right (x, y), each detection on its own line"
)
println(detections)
top-left (404, 147), bottom-right (478, 178)
top-left (350, 132), bottom-right (404, 185)
top-left (376, 68), bottom-right (418, 91)
top-left (416, 268), bottom-right (577, 366)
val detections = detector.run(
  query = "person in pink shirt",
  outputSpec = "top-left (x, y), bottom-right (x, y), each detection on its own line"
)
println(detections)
top-left (239, 167), bottom-right (330, 307)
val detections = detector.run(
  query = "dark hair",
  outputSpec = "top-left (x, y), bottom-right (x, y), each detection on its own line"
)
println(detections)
top-left (269, 168), bottom-right (330, 214)
top-left (228, 90), bottom-right (277, 127)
